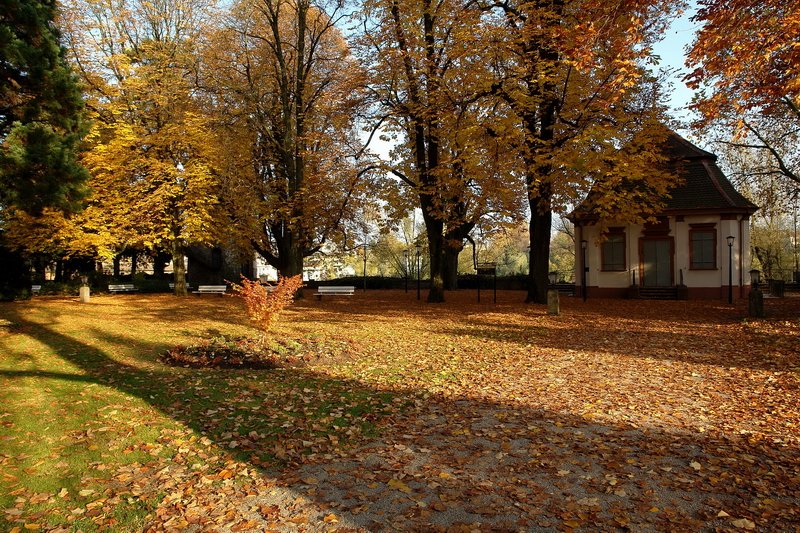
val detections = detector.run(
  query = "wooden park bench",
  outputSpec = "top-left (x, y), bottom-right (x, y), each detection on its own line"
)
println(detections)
top-left (194, 285), bottom-right (227, 295)
top-left (314, 286), bottom-right (355, 300)
top-left (31, 285), bottom-right (41, 294)
top-left (108, 283), bottom-right (137, 293)
top-left (169, 282), bottom-right (193, 291)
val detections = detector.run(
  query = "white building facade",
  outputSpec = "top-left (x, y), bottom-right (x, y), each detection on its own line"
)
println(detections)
top-left (571, 133), bottom-right (758, 300)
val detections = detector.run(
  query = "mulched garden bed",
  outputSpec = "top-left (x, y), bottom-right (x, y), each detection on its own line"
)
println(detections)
top-left (161, 334), bottom-right (360, 369)
top-left (162, 336), bottom-right (303, 369)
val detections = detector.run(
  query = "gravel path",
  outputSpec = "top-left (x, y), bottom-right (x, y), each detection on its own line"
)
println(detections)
top-left (150, 393), bottom-right (798, 532)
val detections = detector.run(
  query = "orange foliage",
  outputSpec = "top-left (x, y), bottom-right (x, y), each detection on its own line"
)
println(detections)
top-left (231, 275), bottom-right (304, 341)
top-left (686, 0), bottom-right (800, 120)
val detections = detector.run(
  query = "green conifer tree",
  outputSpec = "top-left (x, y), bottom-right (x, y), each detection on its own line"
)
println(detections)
top-left (0, 0), bottom-right (88, 299)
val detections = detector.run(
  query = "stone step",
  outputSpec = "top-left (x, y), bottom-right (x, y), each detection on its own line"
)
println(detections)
top-left (637, 287), bottom-right (679, 300)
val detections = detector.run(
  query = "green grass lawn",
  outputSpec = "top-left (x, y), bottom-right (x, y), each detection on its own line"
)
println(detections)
top-left (0, 295), bottom-right (396, 531)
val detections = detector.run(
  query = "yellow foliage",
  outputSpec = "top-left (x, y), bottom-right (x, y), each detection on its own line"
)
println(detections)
top-left (64, 0), bottom-right (225, 259)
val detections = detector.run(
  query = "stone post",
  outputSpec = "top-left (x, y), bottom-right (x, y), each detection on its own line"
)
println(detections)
top-left (79, 275), bottom-right (90, 303)
top-left (547, 289), bottom-right (560, 316)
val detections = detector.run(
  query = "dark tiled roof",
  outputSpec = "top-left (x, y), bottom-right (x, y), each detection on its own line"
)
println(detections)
top-left (571, 131), bottom-right (758, 220)
top-left (662, 132), bottom-right (757, 212)
top-left (663, 132), bottom-right (717, 161)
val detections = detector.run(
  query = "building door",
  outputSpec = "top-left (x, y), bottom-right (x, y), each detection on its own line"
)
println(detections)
top-left (642, 239), bottom-right (672, 287)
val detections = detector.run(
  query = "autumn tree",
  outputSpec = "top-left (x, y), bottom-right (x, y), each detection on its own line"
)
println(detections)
top-left (549, 216), bottom-right (574, 279)
top-left (480, 0), bottom-right (679, 303)
top-left (686, 0), bottom-right (799, 207)
top-left (357, 0), bottom-right (524, 301)
top-left (203, 0), bottom-right (372, 279)
top-left (438, 104), bottom-right (525, 290)
top-left (2, 206), bottom-right (119, 269)
top-left (64, 0), bottom-right (223, 295)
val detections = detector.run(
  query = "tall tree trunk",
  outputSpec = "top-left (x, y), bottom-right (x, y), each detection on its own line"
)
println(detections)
top-left (130, 251), bottom-right (138, 275)
top-left (54, 260), bottom-right (64, 282)
top-left (253, 224), bottom-right (305, 296)
top-left (172, 244), bottom-right (188, 296)
top-left (113, 255), bottom-right (121, 278)
top-left (442, 246), bottom-right (460, 290)
top-left (272, 227), bottom-right (304, 278)
top-left (0, 243), bottom-right (31, 301)
top-left (284, 245), bottom-right (304, 278)
top-left (278, 234), bottom-right (304, 297)
top-left (442, 220), bottom-right (475, 290)
top-left (526, 187), bottom-right (552, 304)
top-left (523, 52), bottom-right (558, 304)
top-left (153, 251), bottom-right (170, 278)
top-left (427, 230), bottom-right (445, 302)
top-left (32, 256), bottom-right (47, 283)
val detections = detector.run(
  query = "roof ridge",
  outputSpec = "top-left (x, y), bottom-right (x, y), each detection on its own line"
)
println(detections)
top-left (701, 160), bottom-right (737, 207)
top-left (668, 132), bottom-right (717, 161)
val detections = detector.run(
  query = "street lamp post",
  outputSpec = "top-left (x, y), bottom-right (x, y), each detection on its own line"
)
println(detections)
top-left (362, 243), bottom-right (368, 292)
top-left (403, 249), bottom-right (409, 293)
top-left (415, 244), bottom-right (422, 300)
top-left (727, 235), bottom-right (735, 304)
top-left (580, 240), bottom-right (588, 302)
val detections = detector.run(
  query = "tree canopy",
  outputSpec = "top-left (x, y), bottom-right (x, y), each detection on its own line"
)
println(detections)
top-left (63, 0), bottom-right (223, 295)
top-left (8, 0), bottom-right (778, 304)
top-left (204, 0), bottom-right (372, 279)
top-left (686, 0), bottom-right (800, 200)
top-left (476, 0), bottom-right (679, 303)
top-left (357, 0), bottom-right (526, 301)
top-left (0, 0), bottom-right (88, 215)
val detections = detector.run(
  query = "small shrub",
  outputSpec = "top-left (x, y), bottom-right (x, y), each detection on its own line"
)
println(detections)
top-left (231, 275), bottom-right (304, 343)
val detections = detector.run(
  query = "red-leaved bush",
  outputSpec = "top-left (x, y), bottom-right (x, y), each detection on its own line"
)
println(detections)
top-left (231, 275), bottom-right (304, 343)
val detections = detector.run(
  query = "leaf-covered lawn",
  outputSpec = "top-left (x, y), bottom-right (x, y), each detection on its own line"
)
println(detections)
top-left (1, 291), bottom-right (798, 531)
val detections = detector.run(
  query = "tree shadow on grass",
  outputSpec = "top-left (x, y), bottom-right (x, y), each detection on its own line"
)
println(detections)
top-left (0, 301), bottom-right (798, 531)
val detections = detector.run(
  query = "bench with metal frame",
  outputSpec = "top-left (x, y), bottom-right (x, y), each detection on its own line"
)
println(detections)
top-left (314, 286), bottom-right (355, 300)
top-left (109, 284), bottom-right (138, 293)
top-left (194, 285), bottom-right (227, 295)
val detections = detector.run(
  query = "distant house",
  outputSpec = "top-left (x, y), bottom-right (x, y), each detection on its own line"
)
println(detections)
top-left (569, 132), bottom-right (758, 300)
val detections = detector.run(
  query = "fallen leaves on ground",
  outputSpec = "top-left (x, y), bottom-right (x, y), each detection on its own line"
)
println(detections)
top-left (0, 291), bottom-right (798, 531)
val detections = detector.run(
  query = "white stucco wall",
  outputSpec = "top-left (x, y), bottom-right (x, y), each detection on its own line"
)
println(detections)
top-left (576, 215), bottom-right (752, 291)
